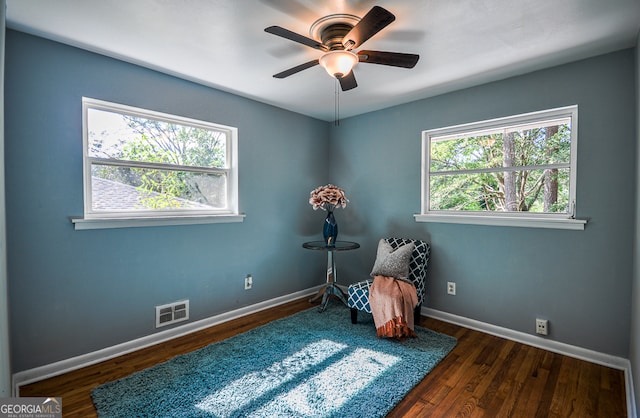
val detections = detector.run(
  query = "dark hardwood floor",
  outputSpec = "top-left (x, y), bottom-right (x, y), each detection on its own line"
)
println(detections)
top-left (20, 298), bottom-right (627, 417)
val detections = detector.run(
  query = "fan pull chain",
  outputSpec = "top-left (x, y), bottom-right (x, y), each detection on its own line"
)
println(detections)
top-left (334, 78), bottom-right (340, 126)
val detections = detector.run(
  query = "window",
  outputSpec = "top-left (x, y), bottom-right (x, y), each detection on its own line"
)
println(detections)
top-left (75, 98), bottom-right (241, 229)
top-left (416, 106), bottom-right (585, 229)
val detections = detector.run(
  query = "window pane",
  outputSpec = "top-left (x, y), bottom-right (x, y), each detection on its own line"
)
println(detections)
top-left (430, 134), bottom-right (505, 172)
top-left (507, 122), bottom-right (571, 167)
top-left (87, 108), bottom-right (228, 169)
top-left (91, 164), bottom-right (227, 211)
top-left (429, 168), bottom-right (570, 213)
top-left (430, 120), bottom-right (571, 173)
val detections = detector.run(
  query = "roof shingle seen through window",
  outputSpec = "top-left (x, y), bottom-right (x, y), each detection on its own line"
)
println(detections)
top-left (91, 177), bottom-right (211, 211)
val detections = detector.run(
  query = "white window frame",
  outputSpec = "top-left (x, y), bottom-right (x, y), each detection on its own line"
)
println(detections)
top-left (72, 97), bottom-right (243, 230)
top-left (414, 105), bottom-right (586, 230)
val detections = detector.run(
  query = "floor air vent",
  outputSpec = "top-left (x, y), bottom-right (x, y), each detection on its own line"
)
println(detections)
top-left (155, 300), bottom-right (189, 328)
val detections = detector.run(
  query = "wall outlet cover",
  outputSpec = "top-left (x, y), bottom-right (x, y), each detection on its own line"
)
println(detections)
top-left (536, 318), bottom-right (549, 335)
top-left (447, 282), bottom-right (456, 295)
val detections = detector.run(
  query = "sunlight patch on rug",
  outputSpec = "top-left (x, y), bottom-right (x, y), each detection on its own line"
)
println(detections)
top-left (195, 339), bottom-right (348, 417)
top-left (253, 347), bottom-right (399, 417)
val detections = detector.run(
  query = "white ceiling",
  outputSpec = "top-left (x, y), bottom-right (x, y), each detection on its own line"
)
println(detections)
top-left (6, 0), bottom-right (640, 121)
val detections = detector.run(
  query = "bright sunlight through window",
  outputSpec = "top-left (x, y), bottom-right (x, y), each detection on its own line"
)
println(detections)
top-left (81, 97), bottom-right (239, 221)
top-left (416, 106), bottom-right (585, 230)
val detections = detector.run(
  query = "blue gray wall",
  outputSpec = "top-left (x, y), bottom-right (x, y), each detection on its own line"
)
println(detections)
top-left (330, 49), bottom-right (637, 357)
top-left (5, 30), bottom-right (329, 372)
top-left (631, 33), bottom-right (640, 413)
top-left (5, 28), bottom-right (638, 376)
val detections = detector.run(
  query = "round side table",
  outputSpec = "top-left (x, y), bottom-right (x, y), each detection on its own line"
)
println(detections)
top-left (302, 240), bottom-right (360, 312)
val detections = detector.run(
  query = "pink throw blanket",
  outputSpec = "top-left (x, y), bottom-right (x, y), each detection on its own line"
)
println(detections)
top-left (369, 275), bottom-right (418, 339)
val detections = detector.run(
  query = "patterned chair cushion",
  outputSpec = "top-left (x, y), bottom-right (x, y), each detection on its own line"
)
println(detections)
top-left (348, 238), bottom-right (430, 314)
top-left (347, 279), bottom-right (374, 313)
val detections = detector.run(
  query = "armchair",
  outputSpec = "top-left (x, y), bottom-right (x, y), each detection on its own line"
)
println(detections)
top-left (347, 238), bottom-right (430, 324)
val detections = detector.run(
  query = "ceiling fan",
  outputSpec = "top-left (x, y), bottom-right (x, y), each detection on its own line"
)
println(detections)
top-left (265, 5), bottom-right (419, 91)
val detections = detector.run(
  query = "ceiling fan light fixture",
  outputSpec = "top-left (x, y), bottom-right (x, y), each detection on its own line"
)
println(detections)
top-left (319, 50), bottom-right (358, 78)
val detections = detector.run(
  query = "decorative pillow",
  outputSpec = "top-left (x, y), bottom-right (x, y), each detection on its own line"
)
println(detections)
top-left (370, 239), bottom-right (415, 281)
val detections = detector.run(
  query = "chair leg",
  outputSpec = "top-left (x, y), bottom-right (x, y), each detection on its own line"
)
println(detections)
top-left (414, 304), bottom-right (422, 321)
top-left (350, 308), bottom-right (358, 324)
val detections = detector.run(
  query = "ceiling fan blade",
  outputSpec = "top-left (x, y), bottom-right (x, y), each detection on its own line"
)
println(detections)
top-left (265, 26), bottom-right (328, 51)
top-left (357, 50), bottom-right (419, 68)
top-left (273, 59), bottom-right (320, 78)
top-left (338, 71), bottom-right (358, 91)
top-left (342, 6), bottom-right (395, 50)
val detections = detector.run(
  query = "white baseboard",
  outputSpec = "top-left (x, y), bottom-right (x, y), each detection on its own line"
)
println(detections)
top-left (12, 286), bottom-right (322, 395)
top-left (423, 307), bottom-right (637, 418)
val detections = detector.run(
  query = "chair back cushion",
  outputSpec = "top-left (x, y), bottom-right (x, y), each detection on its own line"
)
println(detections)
top-left (369, 239), bottom-right (414, 281)
top-left (384, 238), bottom-right (430, 304)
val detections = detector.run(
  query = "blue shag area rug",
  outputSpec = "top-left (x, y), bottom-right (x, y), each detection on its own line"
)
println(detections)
top-left (92, 302), bottom-right (457, 417)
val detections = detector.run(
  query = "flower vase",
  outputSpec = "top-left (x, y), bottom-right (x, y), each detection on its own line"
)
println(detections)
top-left (323, 211), bottom-right (338, 247)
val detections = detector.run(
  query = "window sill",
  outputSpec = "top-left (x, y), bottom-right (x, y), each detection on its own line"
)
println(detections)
top-left (413, 214), bottom-right (586, 230)
top-left (71, 214), bottom-right (246, 230)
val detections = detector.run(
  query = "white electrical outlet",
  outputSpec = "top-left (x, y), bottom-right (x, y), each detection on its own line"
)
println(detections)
top-left (244, 274), bottom-right (253, 290)
top-left (447, 282), bottom-right (456, 295)
top-left (536, 318), bottom-right (549, 335)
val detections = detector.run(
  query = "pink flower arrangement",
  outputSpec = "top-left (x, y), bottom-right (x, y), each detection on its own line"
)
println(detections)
top-left (309, 184), bottom-right (348, 211)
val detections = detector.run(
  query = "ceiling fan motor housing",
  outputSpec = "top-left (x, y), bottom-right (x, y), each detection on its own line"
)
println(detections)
top-left (320, 23), bottom-right (354, 50)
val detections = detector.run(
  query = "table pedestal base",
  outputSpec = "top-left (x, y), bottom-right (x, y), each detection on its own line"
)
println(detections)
top-left (309, 282), bottom-right (348, 312)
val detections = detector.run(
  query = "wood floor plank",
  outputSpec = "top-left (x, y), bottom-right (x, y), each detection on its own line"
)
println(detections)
top-left (483, 344), bottom-right (529, 416)
top-left (19, 298), bottom-right (627, 417)
top-left (534, 353), bottom-right (563, 418)
top-left (515, 352), bottom-right (551, 417)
